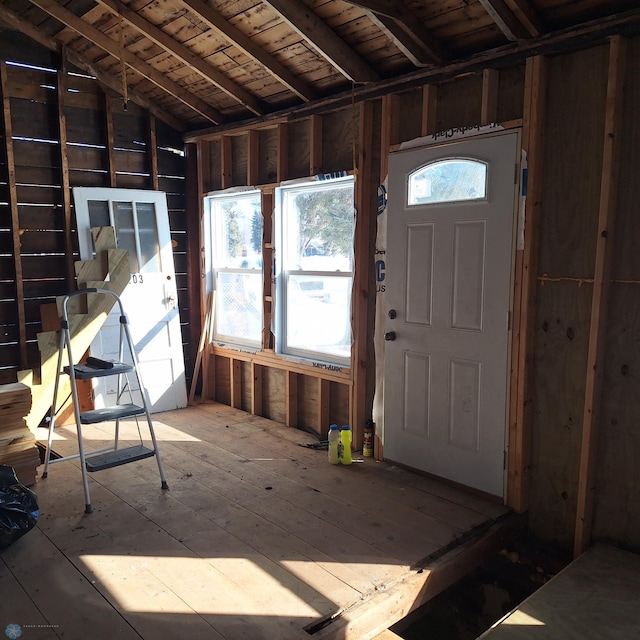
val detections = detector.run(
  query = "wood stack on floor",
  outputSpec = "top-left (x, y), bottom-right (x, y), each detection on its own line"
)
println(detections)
top-left (0, 383), bottom-right (39, 486)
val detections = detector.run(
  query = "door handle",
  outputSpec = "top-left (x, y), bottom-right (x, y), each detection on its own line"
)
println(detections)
top-left (384, 331), bottom-right (396, 341)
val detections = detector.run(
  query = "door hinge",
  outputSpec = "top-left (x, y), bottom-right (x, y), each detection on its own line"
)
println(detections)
top-left (504, 450), bottom-right (507, 470)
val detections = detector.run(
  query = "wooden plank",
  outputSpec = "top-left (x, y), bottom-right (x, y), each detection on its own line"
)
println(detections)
top-left (251, 362), bottom-right (263, 415)
top-left (57, 51), bottom-right (75, 292)
top-left (278, 122), bottom-right (289, 182)
top-left (318, 377), bottom-right (330, 435)
top-left (507, 55), bottom-right (546, 514)
top-left (230, 357), bottom-right (242, 409)
top-left (574, 36), bottom-right (627, 558)
top-left (28, 0), bottom-right (225, 125)
top-left (221, 135), bottom-right (232, 189)
top-left (0, 61), bottom-right (27, 369)
top-left (313, 515), bottom-right (525, 640)
top-left (285, 370), bottom-right (298, 427)
top-left (148, 114), bottom-right (159, 191)
top-left (481, 68), bottom-right (499, 125)
top-left (421, 84), bottom-right (438, 137)
top-left (350, 100), bottom-right (376, 450)
top-left (310, 114), bottom-right (323, 175)
top-left (247, 128), bottom-right (259, 185)
top-left (104, 93), bottom-right (117, 187)
top-left (1, 527), bottom-right (141, 639)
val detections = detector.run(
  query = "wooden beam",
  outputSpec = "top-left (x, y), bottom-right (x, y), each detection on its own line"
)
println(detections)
top-left (421, 84), bottom-right (438, 137)
top-left (230, 358), bottom-right (242, 409)
top-left (350, 100), bottom-right (376, 450)
top-left (148, 115), bottom-right (159, 191)
top-left (186, 6), bottom-right (640, 141)
top-left (0, 2), bottom-right (185, 133)
top-left (285, 371), bottom-right (298, 427)
top-left (380, 94), bottom-right (392, 179)
top-left (104, 95), bottom-right (117, 187)
top-left (0, 61), bottom-right (27, 369)
top-left (277, 123), bottom-right (289, 182)
top-left (309, 115), bottom-right (323, 176)
top-left (262, 0), bottom-right (380, 83)
top-left (318, 378), bottom-right (330, 435)
top-left (574, 35), bottom-right (626, 558)
top-left (505, 0), bottom-right (545, 37)
top-left (478, 0), bottom-right (530, 41)
top-left (247, 129), bottom-right (259, 186)
top-left (94, 0), bottom-right (263, 116)
top-left (221, 136), bottom-right (232, 189)
top-left (251, 362), bottom-right (263, 415)
top-left (346, 0), bottom-right (443, 65)
top-left (27, 0), bottom-right (225, 124)
top-left (57, 49), bottom-right (75, 292)
top-left (180, 0), bottom-right (316, 102)
top-left (507, 55), bottom-right (547, 513)
top-left (481, 68), bottom-right (499, 125)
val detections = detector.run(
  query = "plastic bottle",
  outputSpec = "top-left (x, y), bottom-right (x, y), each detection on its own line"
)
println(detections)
top-left (363, 419), bottom-right (374, 457)
top-left (328, 424), bottom-right (340, 464)
top-left (339, 425), bottom-right (352, 465)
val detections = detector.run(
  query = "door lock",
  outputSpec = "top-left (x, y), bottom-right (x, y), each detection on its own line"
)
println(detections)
top-left (388, 309), bottom-right (397, 319)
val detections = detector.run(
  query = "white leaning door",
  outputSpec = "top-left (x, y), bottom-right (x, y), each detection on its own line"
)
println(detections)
top-left (383, 131), bottom-right (519, 497)
top-left (73, 187), bottom-right (188, 413)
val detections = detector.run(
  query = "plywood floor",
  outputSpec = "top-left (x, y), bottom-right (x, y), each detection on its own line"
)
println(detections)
top-left (1, 402), bottom-right (517, 640)
top-left (479, 544), bottom-right (640, 639)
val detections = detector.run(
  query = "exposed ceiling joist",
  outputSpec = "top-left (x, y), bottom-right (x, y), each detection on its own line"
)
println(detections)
top-left (0, 3), bottom-right (186, 131)
top-left (180, 0), bottom-right (317, 102)
top-left (505, 0), bottom-right (545, 37)
top-left (95, 0), bottom-right (264, 116)
top-left (346, 0), bottom-right (443, 66)
top-left (262, 0), bottom-right (380, 84)
top-left (27, 0), bottom-right (225, 124)
top-left (478, 0), bottom-right (532, 41)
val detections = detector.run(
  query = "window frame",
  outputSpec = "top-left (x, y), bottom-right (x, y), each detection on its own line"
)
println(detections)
top-left (274, 175), bottom-right (355, 367)
top-left (204, 189), bottom-right (264, 349)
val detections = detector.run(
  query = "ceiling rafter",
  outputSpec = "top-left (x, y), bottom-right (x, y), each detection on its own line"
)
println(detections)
top-left (0, 3), bottom-right (185, 131)
top-left (94, 0), bottom-right (265, 116)
top-left (478, 0), bottom-right (534, 41)
top-left (262, 0), bottom-right (380, 84)
top-left (504, 0), bottom-right (545, 37)
top-left (180, 0), bottom-right (317, 102)
top-left (27, 0), bottom-right (226, 124)
top-left (345, 0), bottom-right (443, 66)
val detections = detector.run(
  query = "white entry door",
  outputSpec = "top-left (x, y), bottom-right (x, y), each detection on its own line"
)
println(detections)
top-left (384, 131), bottom-right (519, 497)
top-left (73, 187), bottom-right (188, 413)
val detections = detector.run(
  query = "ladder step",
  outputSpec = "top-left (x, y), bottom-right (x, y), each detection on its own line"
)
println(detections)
top-left (66, 361), bottom-right (134, 379)
top-left (80, 404), bottom-right (145, 424)
top-left (85, 445), bottom-right (155, 472)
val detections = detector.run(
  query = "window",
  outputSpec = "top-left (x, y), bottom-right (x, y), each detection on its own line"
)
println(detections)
top-left (408, 158), bottom-right (487, 206)
top-left (206, 190), bottom-right (263, 347)
top-left (276, 177), bottom-right (354, 365)
top-left (205, 177), bottom-right (355, 366)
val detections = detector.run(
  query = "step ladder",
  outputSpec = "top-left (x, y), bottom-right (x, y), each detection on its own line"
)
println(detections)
top-left (42, 288), bottom-right (169, 514)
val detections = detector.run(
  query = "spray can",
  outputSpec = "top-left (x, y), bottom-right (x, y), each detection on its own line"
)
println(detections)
top-left (363, 419), bottom-right (374, 457)
top-left (328, 424), bottom-right (340, 464)
top-left (339, 425), bottom-right (352, 465)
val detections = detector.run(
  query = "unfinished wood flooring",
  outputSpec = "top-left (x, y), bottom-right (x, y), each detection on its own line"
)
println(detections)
top-left (1, 403), bottom-right (517, 640)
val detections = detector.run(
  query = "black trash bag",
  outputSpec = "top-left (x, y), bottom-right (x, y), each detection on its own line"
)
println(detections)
top-left (0, 464), bottom-right (39, 549)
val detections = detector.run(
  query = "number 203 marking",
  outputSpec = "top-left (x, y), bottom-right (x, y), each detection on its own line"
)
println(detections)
top-left (130, 273), bottom-right (144, 284)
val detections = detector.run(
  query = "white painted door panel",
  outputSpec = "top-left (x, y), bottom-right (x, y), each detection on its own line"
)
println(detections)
top-left (384, 132), bottom-right (519, 497)
top-left (73, 187), bottom-right (187, 413)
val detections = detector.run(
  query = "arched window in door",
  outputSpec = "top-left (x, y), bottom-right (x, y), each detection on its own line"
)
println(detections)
top-left (408, 158), bottom-right (488, 206)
